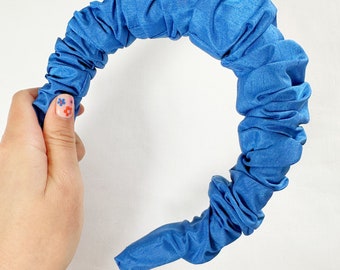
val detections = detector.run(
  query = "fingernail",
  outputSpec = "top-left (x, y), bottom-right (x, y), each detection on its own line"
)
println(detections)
top-left (56, 94), bottom-right (74, 119)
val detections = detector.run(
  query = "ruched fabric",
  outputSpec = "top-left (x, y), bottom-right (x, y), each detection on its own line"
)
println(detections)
top-left (33, 0), bottom-right (311, 269)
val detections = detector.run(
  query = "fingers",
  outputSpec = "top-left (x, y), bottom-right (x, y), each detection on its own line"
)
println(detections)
top-left (1, 89), bottom-right (85, 194)
top-left (43, 94), bottom-right (81, 188)
top-left (1, 88), bottom-right (44, 151)
top-left (75, 132), bottom-right (86, 161)
top-left (77, 104), bottom-right (85, 116)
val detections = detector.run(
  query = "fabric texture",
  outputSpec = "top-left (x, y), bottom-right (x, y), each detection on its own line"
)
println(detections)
top-left (33, 0), bottom-right (311, 269)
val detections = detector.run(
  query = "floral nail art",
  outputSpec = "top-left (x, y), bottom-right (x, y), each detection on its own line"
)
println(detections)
top-left (57, 97), bottom-right (66, 107)
top-left (56, 94), bottom-right (74, 118)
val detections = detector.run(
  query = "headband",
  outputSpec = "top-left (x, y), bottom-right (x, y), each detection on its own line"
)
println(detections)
top-left (33, 0), bottom-right (311, 269)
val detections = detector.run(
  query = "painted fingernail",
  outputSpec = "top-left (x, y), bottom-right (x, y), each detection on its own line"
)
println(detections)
top-left (56, 94), bottom-right (74, 119)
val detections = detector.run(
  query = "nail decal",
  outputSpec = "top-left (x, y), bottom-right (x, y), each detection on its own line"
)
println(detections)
top-left (56, 94), bottom-right (74, 118)
top-left (57, 97), bottom-right (66, 106)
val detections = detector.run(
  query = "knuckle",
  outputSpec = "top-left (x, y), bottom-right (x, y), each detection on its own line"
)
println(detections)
top-left (45, 128), bottom-right (76, 149)
top-left (11, 90), bottom-right (26, 102)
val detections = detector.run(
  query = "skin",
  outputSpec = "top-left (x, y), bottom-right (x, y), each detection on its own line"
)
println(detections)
top-left (0, 88), bottom-right (85, 270)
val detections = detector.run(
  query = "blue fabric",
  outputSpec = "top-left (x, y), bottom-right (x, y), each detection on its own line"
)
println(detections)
top-left (33, 0), bottom-right (311, 269)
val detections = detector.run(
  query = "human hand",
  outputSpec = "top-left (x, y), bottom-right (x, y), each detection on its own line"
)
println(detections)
top-left (0, 88), bottom-right (85, 270)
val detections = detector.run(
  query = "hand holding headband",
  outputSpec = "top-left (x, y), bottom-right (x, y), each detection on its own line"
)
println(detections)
top-left (33, 0), bottom-right (311, 269)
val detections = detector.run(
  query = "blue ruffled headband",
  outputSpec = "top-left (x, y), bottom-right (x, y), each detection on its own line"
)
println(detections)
top-left (33, 0), bottom-right (311, 269)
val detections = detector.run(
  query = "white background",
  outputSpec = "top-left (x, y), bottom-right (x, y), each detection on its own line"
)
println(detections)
top-left (0, 0), bottom-right (339, 269)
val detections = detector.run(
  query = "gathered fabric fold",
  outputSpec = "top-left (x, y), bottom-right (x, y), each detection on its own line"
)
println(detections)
top-left (33, 0), bottom-right (311, 269)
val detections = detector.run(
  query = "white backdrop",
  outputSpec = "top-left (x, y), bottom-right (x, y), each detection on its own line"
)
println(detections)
top-left (1, 1), bottom-right (339, 269)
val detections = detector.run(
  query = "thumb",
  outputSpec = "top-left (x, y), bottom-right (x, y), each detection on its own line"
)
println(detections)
top-left (43, 94), bottom-right (79, 184)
